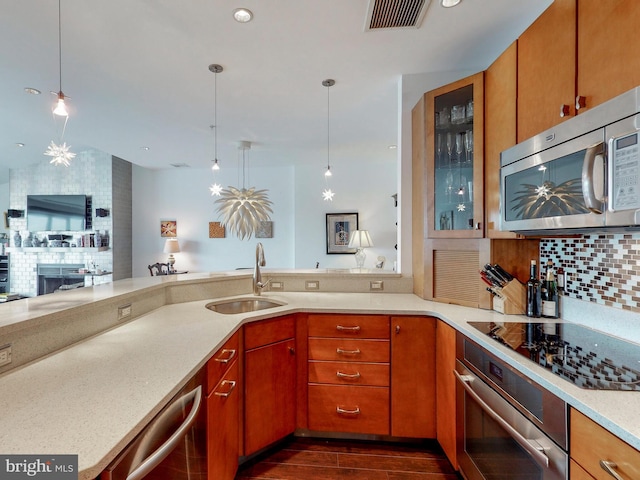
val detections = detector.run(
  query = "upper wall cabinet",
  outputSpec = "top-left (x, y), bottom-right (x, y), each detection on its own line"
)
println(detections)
top-left (425, 72), bottom-right (484, 239)
top-left (517, 0), bottom-right (640, 143)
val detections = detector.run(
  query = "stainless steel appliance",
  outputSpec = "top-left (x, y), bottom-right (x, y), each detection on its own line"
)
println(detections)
top-left (101, 369), bottom-right (206, 480)
top-left (500, 86), bottom-right (640, 234)
top-left (456, 334), bottom-right (568, 480)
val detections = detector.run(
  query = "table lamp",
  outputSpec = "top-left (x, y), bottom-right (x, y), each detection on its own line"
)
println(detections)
top-left (348, 230), bottom-right (373, 268)
top-left (163, 238), bottom-right (180, 272)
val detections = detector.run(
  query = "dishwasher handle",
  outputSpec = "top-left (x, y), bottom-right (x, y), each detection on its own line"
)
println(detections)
top-left (454, 370), bottom-right (550, 469)
top-left (126, 385), bottom-right (203, 480)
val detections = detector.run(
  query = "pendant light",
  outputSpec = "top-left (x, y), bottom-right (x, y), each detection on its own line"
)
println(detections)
top-left (209, 64), bottom-right (223, 196)
top-left (44, 0), bottom-right (75, 167)
top-left (215, 141), bottom-right (273, 240)
top-left (322, 79), bottom-right (335, 201)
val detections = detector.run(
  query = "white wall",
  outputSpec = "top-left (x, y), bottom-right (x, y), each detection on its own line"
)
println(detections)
top-left (294, 160), bottom-right (397, 270)
top-left (132, 158), bottom-right (398, 276)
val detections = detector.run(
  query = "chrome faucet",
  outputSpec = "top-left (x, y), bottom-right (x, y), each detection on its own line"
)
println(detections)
top-left (253, 242), bottom-right (271, 295)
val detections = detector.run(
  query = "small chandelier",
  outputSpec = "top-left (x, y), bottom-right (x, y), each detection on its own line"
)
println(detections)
top-left (45, 0), bottom-right (75, 167)
top-left (322, 79), bottom-right (335, 201)
top-left (209, 64), bottom-right (223, 196)
top-left (215, 141), bottom-right (273, 240)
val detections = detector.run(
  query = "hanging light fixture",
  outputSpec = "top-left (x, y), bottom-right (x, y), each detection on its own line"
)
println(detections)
top-left (322, 79), bottom-right (335, 201)
top-left (209, 64), bottom-right (223, 196)
top-left (44, 0), bottom-right (75, 167)
top-left (215, 141), bottom-right (273, 240)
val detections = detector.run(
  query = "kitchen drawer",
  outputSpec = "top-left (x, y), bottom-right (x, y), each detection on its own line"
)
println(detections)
top-left (244, 315), bottom-right (295, 351)
top-left (571, 408), bottom-right (640, 480)
top-left (207, 332), bottom-right (239, 395)
top-left (569, 459), bottom-right (594, 480)
top-left (308, 314), bottom-right (390, 339)
top-left (308, 384), bottom-right (389, 435)
top-left (308, 338), bottom-right (389, 362)
top-left (308, 361), bottom-right (389, 387)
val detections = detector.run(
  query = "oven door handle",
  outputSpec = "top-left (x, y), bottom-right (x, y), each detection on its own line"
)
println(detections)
top-left (454, 370), bottom-right (550, 469)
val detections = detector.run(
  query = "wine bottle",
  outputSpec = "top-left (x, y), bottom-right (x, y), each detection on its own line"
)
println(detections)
top-left (526, 260), bottom-right (541, 318)
top-left (541, 260), bottom-right (559, 318)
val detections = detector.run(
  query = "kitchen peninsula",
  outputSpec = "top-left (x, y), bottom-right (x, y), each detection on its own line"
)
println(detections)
top-left (1, 271), bottom-right (640, 479)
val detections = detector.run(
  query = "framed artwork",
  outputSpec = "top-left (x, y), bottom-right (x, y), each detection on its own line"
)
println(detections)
top-left (256, 221), bottom-right (273, 238)
top-left (160, 220), bottom-right (177, 238)
top-left (3, 212), bottom-right (8, 229)
top-left (326, 212), bottom-right (358, 254)
top-left (209, 222), bottom-right (225, 238)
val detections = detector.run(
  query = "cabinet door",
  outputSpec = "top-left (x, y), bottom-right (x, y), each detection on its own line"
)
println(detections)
top-left (577, 0), bottom-right (640, 111)
top-left (485, 42), bottom-right (519, 239)
top-left (426, 72), bottom-right (484, 238)
top-left (390, 316), bottom-right (436, 438)
top-left (436, 320), bottom-right (457, 469)
top-left (517, 0), bottom-right (576, 142)
top-left (244, 338), bottom-right (296, 455)
top-left (207, 361), bottom-right (239, 480)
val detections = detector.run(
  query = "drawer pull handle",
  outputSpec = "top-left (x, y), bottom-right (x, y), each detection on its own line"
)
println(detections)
top-left (214, 349), bottom-right (236, 364)
top-left (336, 406), bottom-right (361, 416)
top-left (336, 348), bottom-right (361, 355)
top-left (600, 460), bottom-right (624, 480)
top-left (336, 371), bottom-right (361, 379)
top-left (214, 380), bottom-right (237, 398)
top-left (336, 325), bottom-right (361, 333)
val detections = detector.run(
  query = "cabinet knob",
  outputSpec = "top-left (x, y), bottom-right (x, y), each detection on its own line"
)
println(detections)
top-left (395, 325), bottom-right (400, 334)
top-left (560, 104), bottom-right (571, 117)
top-left (576, 95), bottom-right (586, 111)
top-left (288, 347), bottom-right (295, 355)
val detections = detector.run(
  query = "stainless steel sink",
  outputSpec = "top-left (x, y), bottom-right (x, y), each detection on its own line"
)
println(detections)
top-left (205, 297), bottom-right (285, 315)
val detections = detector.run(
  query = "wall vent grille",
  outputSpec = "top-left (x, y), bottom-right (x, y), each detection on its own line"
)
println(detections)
top-left (365, 0), bottom-right (431, 30)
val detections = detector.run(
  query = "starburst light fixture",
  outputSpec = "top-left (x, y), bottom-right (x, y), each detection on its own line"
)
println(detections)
top-left (209, 64), bottom-right (223, 195)
top-left (215, 141), bottom-right (273, 240)
top-left (46, 0), bottom-right (74, 166)
top-left (322, 79), bottom-right (336, 200)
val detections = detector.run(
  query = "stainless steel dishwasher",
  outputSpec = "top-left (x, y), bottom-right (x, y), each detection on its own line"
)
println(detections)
top-left (101, 369), bottom-right (207, 480)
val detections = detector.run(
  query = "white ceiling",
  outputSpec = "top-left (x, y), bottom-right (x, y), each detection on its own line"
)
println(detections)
top-left (0, 0), bottom-right (551, 184)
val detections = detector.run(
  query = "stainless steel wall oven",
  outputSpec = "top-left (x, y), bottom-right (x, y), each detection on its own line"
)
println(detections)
top-left (455, 334), bottom-right (568, 480)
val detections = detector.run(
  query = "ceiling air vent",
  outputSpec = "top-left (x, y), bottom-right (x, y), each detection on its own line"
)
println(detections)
top-left (365, 0), bottom-right (432, 30)
top-left (170, 163), bottom-right (190, 168)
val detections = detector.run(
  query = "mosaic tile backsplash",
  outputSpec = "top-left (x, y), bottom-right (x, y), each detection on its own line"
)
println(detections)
top-left (541, 234), bottom-right (640, 313)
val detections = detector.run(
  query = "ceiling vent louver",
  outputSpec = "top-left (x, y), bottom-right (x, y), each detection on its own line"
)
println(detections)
top-left (365, 0), bottom-right (432, 30)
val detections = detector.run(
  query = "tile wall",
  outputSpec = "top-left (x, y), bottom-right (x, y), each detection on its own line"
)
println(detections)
top-left (9, 149), bottom-right (114, 296)
top-left (541, 233), bottom-right (640, 313)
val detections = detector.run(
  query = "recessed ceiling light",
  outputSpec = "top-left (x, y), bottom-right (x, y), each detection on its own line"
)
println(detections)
top-left (388, 145), bottom-right (397, 149)
top-left (440, 0), bottom-right (461, 7)
top-left (141, 146), bottom-right (150, 150)
top-left (16, 143), bottom-right (25, 147)
top-left (24, 87), bottom-right (41, 95)
top-left (233, 8), bottom-right (253, 23)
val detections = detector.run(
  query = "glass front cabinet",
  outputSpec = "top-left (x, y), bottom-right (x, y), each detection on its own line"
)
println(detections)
top-left (425, 73), bottom-right (484, 238)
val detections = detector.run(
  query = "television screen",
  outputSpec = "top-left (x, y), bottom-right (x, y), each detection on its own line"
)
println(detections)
top-left (27, 195), bottom-right (87, 232)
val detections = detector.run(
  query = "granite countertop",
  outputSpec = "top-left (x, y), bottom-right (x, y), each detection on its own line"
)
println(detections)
top-left (0, 287), bottom-right (639, 480)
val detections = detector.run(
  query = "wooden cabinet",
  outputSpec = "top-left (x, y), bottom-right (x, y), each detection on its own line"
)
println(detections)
top-left (517, 0), bottom-right (640, 142)
top-left (390, 316), bottom-right (436, 438)
top-left (425, 72), bottom-right (484, 238)
top-left (570, 407), bottom-right (640, 479)
top-left (307, 314), bottom-right (390, 435)
top-left (207, 332), bottom-right (240, 480)
top-left (435, 320), bottom-right (457, 469)
top-left (517, 0), bottom-right (576, 142)
top-left (485, 42), bottom-right (518, 239)
top-left (244, 316), bottom-right (296, 455)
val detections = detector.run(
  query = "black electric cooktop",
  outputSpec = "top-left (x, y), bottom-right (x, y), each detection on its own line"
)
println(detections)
top-left (468, 321), bottom-right (640, 391)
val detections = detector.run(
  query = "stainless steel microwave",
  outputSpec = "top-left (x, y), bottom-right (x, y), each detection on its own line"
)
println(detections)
top-left (500, 86), bottom-right (640, 234)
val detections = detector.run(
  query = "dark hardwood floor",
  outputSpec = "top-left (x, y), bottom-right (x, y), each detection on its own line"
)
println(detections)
top-left (235, 437), bottom-right (461, 479)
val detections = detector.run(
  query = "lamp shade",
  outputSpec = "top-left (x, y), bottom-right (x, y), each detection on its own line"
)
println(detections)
top-left (348, 230), bottom-right (373, 249)
top-left (163, 238), bottom-right (181, 254)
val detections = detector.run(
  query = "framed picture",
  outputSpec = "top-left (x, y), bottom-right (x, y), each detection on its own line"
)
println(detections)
top-left (256, 221), bottom-right (273, 238)
top-left (209, 222), bottom-right (225, 238)
top-left (326, 212), bottom-right (358, 254)
top-left (160, 220), bottom-right (177, 238)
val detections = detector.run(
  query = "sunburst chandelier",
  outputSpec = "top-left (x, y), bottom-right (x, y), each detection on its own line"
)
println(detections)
top-left (209, 64), bottom-right (223, 196)
top-left (215, 141), bottom-right (273, 240)
top-left (46, 0), bottom-right (74, 167)
top-left (322, 79), bottom-right (335, 201)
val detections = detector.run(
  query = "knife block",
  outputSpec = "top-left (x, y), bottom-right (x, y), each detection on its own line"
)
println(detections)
top-left (493, 279), bottom-right (526, 315)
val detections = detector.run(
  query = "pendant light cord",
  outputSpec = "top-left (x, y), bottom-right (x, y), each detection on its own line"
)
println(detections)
top-left (213, 70), bottom-right (217, 162)
top-left (326, 83), bottom-right (330, 170)
top-left (58, 0), bottom-right (62, 93)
